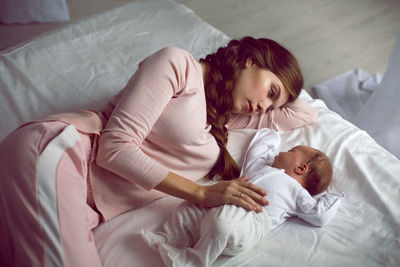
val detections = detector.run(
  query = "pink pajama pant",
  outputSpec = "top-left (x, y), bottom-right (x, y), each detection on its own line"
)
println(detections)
top-left (0, 121), bottom-right (102, 267)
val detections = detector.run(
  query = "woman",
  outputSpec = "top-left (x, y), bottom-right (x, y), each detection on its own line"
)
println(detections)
top-left (0, 37), bottom-right (317, 266)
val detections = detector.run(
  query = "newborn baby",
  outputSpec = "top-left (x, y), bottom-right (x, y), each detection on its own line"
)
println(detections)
top-left (142, 128), bottom-right (344, 267)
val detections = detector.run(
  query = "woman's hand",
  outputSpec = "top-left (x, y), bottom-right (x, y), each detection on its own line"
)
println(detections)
top-left (155, 172), bottom-right (268, 212)
top-left (196, 176), bottom-right (268, 212)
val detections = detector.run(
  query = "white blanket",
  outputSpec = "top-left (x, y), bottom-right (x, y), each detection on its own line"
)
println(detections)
top-left (314, 34), bottom-right (400, 159)
top-left (142, 202), bottom-right (270, 267)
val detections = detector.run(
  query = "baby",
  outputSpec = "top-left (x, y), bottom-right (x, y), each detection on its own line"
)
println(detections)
top-left (142, 128), bottom-right (344, 267)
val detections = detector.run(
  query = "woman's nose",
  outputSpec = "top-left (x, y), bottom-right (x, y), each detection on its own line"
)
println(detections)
top-left (257, 100), bottom-right (272, 113)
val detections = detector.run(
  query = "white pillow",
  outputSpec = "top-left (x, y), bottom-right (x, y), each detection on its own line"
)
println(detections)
top-left (0, 0), bottom-right (70, 24)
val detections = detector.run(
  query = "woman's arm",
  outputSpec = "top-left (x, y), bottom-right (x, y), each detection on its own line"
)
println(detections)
top-left (96, 47), bottom-right (268, 210)
top-left (155, 172), bottom-right (268, 212)
top-left (96, 47), bottom-right (184, 190)
top-left (227, 98), bottom-right (318, 131)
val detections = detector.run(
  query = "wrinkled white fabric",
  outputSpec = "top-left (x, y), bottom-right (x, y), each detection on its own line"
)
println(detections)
top-left (353, 34), bottom-right (400, 159)
top-left (314, 34), bottom-right (400, 159)
top-left (142, 202), bottom-right (270, 267)
top-left (314, 68), bottom-right (382, 122)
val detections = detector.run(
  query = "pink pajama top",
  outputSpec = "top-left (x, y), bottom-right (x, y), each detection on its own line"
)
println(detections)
top-left (45, 47), bottom-right (318, 221)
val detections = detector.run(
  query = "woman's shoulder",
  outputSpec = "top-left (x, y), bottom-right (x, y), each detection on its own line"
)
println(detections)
top-left (140, 46), bottom-right (200, 75)
top-left (158, 46), bottom-right (190, 54)
top-left (150, 46), bottom-right (195, 62)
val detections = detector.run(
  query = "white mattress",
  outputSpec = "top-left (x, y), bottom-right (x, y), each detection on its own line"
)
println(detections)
top-left (1, 0), bottom-right (399, 266)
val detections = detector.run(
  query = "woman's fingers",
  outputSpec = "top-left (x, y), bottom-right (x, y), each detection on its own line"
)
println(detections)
top-left (237, 182), bottom-right (269, 206)
top-left (233, 176), bottom-right (268, 207)
top-left (242, 188), bottom-right (269, 211)
top-left (222, 178), bottom-right (269, 212)
top-left (200, 177), bottom-right (269, 212)
top-left (238, 176), bottom-right (268, 196)
top-left (233, 192), bottom-right (263, 212)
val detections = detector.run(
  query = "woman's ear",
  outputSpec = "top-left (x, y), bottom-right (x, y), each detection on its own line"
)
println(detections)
top-left (294, 163), bottom-right (309, 175)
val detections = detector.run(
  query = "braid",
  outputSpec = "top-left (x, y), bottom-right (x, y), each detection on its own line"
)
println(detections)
top-left (201, 47), bottom-right (241, 180)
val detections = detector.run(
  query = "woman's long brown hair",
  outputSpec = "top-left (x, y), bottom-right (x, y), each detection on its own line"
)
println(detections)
top-left (200, 36), bottom-right (304, 180)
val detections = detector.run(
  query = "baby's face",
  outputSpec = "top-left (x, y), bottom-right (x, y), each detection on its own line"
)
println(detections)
top-left (272, 145), bottom-right (314, 174)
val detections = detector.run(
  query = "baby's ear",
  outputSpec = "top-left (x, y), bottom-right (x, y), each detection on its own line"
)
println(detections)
top-left (294, 163), bottom-right (309, 175)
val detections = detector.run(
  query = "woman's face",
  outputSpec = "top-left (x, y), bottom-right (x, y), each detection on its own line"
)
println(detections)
top-left (231, 62), bottom-right (289, 114)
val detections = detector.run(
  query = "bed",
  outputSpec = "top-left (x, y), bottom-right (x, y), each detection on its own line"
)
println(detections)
top-left (1, 0), bottom-right (399, 266)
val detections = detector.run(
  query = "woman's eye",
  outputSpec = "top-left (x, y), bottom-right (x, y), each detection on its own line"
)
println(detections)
top-left (268, 88), bottom-right (275, 98)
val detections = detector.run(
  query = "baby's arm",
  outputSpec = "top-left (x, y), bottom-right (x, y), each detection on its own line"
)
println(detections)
top-left (295, 190), bottom-right (344, 227)
top-left (240, 128), bottom-right (280, 177)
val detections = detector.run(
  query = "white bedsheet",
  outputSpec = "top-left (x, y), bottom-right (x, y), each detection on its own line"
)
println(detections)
top-left (0, 0), bottom-right (399, 266)
top-left (94, 91), bottom-right (400, 267)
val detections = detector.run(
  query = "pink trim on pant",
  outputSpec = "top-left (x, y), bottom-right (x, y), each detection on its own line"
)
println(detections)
top-left (0, 121), bottom-right (102, 266)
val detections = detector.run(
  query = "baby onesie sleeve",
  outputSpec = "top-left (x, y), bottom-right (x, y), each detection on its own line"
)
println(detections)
top-left (294, 189), bottom-right (344, 227)
top-left (96, 47), bottom-right (192, 191)
top-left (240, 128), bottom-right (280, 177)
top-left (227, 98), bottom-right (318, 131)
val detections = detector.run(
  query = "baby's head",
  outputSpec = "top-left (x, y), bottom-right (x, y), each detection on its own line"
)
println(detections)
top-left (272, 145), bottom-right (332, 195)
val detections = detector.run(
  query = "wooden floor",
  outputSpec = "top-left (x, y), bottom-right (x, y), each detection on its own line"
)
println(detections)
top-left (1, 0), bottom-right (399, 94)
top-left (175, 0), bottom-right (400, 93)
